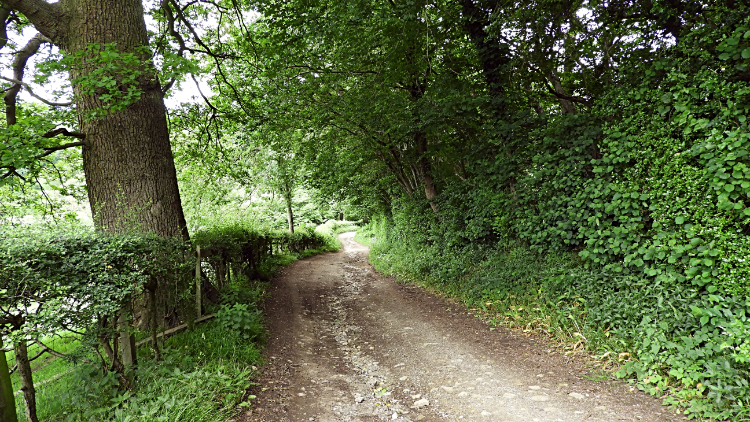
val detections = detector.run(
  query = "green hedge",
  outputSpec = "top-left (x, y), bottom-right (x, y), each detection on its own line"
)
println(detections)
top-left (192, 221), bottom-right (331, 287)
top-left (0, 227), bottom-right (191, 340)
top-left (1, 219), bottom-right (337, 421)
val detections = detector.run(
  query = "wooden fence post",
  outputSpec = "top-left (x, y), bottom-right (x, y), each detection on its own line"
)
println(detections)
top-left (195, 245), bottom-right (202, 319)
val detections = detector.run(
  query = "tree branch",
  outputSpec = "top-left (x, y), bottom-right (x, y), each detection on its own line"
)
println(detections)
top-left (169, 0), bottom-right (235, 59)
top-left (8, 346), bottom-right (45, 375)
top-left (543, 83), bottom-right (592, 107)
top-left (42, 127), bottom-right (85, 140)
top-left (527, 63), bottom-right (593, 108)
top-left (0, 140), bottom-right (86, 178)
top-left (35, 141), bottom-right (86, 159)
top-left (0, 167), bottom-right (23, 180)
top-left (0, 75), bottom-right (73, 108)
top-left (34, 340), bottom-right (69, 360)
top-left (0, 5), bottom-right (11, 51)
top-left (4, 32), bottom-right (50, 125)
top-left (1, 0), bottom-right (65, 43)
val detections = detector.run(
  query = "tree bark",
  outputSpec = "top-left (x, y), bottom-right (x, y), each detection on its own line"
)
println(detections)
top-left (5, 0), bottom-right (189, 239)
top-left (549, 72), bottom-right (577, 115)
top-left (62, 0), bottom-right (188, 238)
top-left (286, 202), bottom-right (294, 234)
top-left (416, 131), bottom-right (439, 213)
top-left (283, 181), bottom-right (294, 233)
top-left (13, 341), bottom-right (37, 422)
top-left (0, 337), bottom-right (19, 422)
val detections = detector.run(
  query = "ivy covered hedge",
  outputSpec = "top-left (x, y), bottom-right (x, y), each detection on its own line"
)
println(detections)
top-left (358, 215), bottom-right (750, 420)
top-left (353, 11), bottom-right (750, 421)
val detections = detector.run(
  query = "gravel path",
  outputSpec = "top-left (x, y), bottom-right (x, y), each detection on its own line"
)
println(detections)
top-left (238, 232), bottom-right (687, 422)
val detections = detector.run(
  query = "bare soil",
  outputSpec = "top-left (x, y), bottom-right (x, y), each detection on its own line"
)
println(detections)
top-left (238, 232), bottom-right (687, 422)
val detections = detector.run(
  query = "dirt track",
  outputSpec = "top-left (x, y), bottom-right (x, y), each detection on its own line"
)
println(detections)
top-left (239, 232), bottom-right (686, 422)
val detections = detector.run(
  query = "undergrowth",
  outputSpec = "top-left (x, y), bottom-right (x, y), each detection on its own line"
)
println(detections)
top-left (355, 221), bottom-right (750, 422)
top-left (45, 278), bottom-right (265, 422)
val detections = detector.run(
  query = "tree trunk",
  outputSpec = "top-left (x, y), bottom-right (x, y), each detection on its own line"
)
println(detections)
top-left (118, 310), bottom-right (136, 369)
top-left (287, 203), bottom-right (294, 234)
top-left (4, 0), bottom-right (188, 238)
top-left (284, 183), bottom-right (294, 233)
top-left (416, 131), bottom-right (439, 213)
top-left (63, 0), bottom-right (188, 238)
top-left (458, 0), bottom-right (510, 119)
top-left (0, 337), bottom-right (18, 422)
top-left (14, 341), bottom-right (37, 422)
top-left (550, 71), bottom-right (577, 115)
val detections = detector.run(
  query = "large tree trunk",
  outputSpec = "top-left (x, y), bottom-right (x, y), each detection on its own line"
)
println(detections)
top-left (59, 0), bottom-right (188, 238)
top-left (60, 0), bottom-right (188, 369)
top-left (3, 0), bottom-right (188, 238)
top-left (0, 337), bottom-right (19, 422)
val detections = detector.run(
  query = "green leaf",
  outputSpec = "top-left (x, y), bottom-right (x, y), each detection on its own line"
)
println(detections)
top-left (675, 216), bottom-right (685, 224)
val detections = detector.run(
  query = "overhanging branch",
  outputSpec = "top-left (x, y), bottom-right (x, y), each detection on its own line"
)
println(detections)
top-left (35, 141), bottom-right (86, 159)
top-left (0, 75), bottom-right (73, 107)
top-left (528, 63), bottom-right (593, 107)
top-left (1, 0), bottom-right (65, 43)
top-left (42, 127), bottom-right (85, 140)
